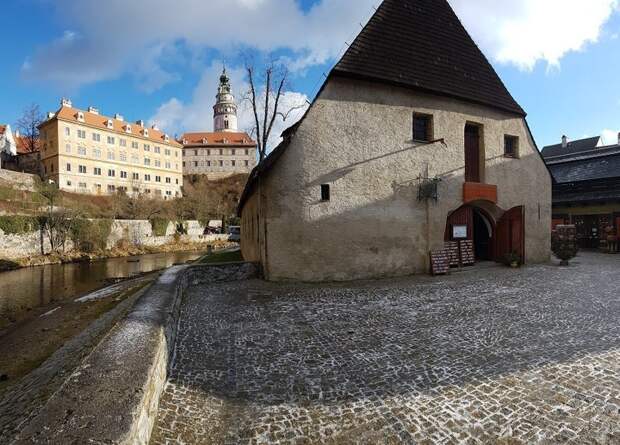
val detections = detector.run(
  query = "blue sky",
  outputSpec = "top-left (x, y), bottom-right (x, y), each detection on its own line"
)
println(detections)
top-left (1, 0), bottom-right (620, 149)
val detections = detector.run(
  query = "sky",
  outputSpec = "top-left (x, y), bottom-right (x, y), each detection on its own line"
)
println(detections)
top-left (1, 0), bottom-right (620, 150)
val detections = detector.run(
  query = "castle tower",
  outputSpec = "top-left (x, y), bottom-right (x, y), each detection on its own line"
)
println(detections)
top-left (213, 68), bottom-right (238, 132)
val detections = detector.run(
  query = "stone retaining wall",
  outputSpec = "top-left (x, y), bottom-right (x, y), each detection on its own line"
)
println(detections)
top-left (0, 169), bottom-right (37, 191)
top-left (12, 262), bottom-right (259, 444)
top-left (0, 219), bottom-right (228, 259)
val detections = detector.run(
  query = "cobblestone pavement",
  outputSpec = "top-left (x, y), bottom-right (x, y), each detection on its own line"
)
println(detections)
top-left (151, 253), bottom-right (620, 444)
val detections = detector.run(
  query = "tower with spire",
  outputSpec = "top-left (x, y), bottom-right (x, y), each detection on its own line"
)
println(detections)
top-left (213, 68), bottom-right (238, 132)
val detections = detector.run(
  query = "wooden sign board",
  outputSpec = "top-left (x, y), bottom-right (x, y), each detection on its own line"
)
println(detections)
top-left (430, 249), bottom-right (450, 275)
top-left (444, 241), bottom-right (460, 267)
top-left (459, 240), bottom-right (475, 266)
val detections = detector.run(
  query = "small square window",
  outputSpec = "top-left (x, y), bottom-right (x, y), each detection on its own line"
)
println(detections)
top-left (504, 135), bottom-right (519, 158)
top-left (321, 184), bottom-right (330, 202)
top-left (413, 114), bottom-right (433, 142)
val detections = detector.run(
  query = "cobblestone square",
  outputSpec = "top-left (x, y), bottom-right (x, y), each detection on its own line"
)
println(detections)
top-left (152, 253), bottom-right (620, 444)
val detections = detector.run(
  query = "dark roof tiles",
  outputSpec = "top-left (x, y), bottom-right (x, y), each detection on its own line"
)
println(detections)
top-left (333, 0), bottom-right (525, 116)
top-left (541, 136), bottom-right (601, 159)
top-left (548, 151), bottom-right (620, 183)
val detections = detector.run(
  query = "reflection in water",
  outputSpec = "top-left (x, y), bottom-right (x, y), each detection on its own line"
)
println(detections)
top-left (0, 251), bottom-right (204, 329)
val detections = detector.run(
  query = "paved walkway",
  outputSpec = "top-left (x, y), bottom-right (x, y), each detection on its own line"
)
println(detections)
top-left (151, 253), bottom-right (620, 444)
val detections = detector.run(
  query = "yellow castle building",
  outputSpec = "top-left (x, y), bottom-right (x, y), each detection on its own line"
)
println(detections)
top-left (39, 99), bottom-right (183, 198)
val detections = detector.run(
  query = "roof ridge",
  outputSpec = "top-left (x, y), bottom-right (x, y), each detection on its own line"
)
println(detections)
top-left (332, 0), bottom-right (525, 116)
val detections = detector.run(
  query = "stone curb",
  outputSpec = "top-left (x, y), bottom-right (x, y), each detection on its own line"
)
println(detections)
top-left (12, 262), bottom-right (259, 445)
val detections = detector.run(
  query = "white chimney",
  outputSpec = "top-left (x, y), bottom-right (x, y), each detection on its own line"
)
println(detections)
top-left (136, 120), bottom-right (144, 127)
top-left (561, 135), bottom-right (568, 148)
top-left (114, 113), bottom-right (124, 121)
top-left (88, 106), bottom-right (99, 115)
top-left (151, 123), bottom-right (159, 131)
top-left (61, 98), bottom-right (72, 108)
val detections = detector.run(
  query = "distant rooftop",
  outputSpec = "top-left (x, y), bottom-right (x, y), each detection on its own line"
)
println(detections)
top-left (41, 98), bottom-right (181, 148)
top-left (541, 136), bottom-right (601, 159)
top-left (543, 133), bottom-right (620, 185)
top-left (180, 131), bottom-right (255, 147)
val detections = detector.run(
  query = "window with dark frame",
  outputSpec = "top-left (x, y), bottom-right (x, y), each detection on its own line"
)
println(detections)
top-left (321, 184), bottom-right (330, 202)
top-left (413, 114), bottom-right (432, 142)
top-left (504, 135), bottom-right (519, 158)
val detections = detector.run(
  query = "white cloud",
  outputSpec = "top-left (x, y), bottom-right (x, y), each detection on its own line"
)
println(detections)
top-left (23, 0), bottom-right (619, 90)
top-left (449, 0), bottom-right (618, 70)
top-left (23, 0), bottom-right (376, 89)
top-left (150, 62), bottom-right (309, 150)
top-left (601, 129), bottom-right (620, 145)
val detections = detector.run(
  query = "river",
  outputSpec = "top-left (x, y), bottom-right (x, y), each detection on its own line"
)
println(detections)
top-left (0, 251), bottom-right (204, 330)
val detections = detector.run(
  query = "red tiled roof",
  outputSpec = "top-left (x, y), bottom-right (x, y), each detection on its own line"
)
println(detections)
top-left (15, 136), bottom-right (40, 154)
top-left (180, 131), bottom-right (256, 147)
top-left (0, 125), bottom-right (6, 136)
top-left (41, 106), bottom-right (182, 148)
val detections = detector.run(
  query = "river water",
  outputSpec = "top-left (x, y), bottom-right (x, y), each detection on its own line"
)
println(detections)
top-left (0, 251), bottom-right (204, 329)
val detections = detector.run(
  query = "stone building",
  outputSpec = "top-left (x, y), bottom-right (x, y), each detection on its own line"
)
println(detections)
top-left (180, 69), bottom-right (257, 179)
top-left (238, 0), bottom-right (551, 282)
top-left (38, 99), bottom-right (183, 198)
top-left (543, 134), bottom-right (620, 249)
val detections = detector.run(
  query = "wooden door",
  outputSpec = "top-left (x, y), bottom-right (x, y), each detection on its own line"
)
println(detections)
top-left (445, 206), bottom-right (474, 241)
top-left (496, 206), bottom-right (524, 262)
top-left (464, 124), bottom-right (480, 183)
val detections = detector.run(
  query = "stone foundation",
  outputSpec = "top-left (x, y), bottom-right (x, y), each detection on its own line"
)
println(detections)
top-left (0, 219), bottom-right (228, 259)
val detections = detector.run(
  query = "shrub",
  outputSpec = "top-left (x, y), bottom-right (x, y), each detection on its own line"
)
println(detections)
top-left (503, 251), bottom-right (521, 267)
top-left (0, 215), bottom-right (40, 234)
top-left (150, 217), bottom-right (170, 236)
top-left (552, 225), bottom-right (578, 266)
top-left (70, 219), bottom-right (113, 253)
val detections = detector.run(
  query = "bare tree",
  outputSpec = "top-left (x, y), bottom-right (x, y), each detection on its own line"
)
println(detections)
top-left (16, 103), bottom-right (43, 153)
top-left (36, 180), bottom-right (73, 254)
top-left (245, 61), bottom-right (307, 162)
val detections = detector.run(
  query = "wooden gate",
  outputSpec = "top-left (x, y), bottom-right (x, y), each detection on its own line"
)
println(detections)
top-left (496, 206), bottom-right (525, 262)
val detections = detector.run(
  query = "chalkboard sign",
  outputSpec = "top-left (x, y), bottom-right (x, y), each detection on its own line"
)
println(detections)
top-left (430, 249), bottom-right (450, 275)
top-left (459, 240), bottom-right (475, 266)
top-left (444, 241), bottom-right (460, 267)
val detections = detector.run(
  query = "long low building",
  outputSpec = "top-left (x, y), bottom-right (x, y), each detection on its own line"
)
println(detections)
top-left (543, 135), bottom-right (620, 248)
top-left (39, 99), bottom-right (183, 198)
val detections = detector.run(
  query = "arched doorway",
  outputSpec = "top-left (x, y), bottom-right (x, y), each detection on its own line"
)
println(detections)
top-left (473, 208), bottom-right (493, 261)
top-left (445, 202), bottom-right (525, 264)
top-left (445, 202), bottom-right (497, 262)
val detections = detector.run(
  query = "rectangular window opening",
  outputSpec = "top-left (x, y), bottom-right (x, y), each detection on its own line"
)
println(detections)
top-left (413, 113), bottom-right (433, 142)
top-left (321, 184), bottom-right (330, 202)
top-left (504, 135), bottom-right (519, 158)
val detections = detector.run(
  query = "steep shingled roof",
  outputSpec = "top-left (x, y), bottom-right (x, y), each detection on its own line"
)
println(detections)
top-left (541, 136), bottom-right (601, 159)
top-left (333, 0), bottom-right (525, 116)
